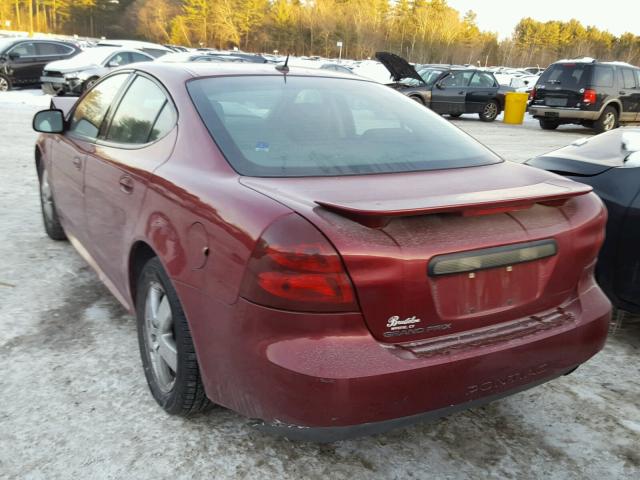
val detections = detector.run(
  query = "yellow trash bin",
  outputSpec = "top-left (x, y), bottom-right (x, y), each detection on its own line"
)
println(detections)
top-left (503, 92), bottom-right (529, 125)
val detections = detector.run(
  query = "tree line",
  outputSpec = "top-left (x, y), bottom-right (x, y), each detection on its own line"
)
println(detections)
top-left (1, 0), bottom-right (639, 67)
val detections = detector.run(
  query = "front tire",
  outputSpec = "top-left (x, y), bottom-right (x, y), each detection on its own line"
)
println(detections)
top-left (83, 76), bottom-right (99, 92)
top-left (38, 162), bottom-right (67, 241)
top-left (479, 100), bottom-right (499, 122)
top-left (136, 257), bottom-right (210, 415)
top-left (0, 74), bottom-right (11, 92)
top-left (449, 113), bottom-right (462, 118)
top-left (409, 95), bottom-right (425, 105)
top-left (594, 106), bottom-right (618, 133)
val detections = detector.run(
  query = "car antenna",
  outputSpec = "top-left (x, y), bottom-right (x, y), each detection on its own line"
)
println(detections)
top-left (276, 54), bottom-right (290, 74)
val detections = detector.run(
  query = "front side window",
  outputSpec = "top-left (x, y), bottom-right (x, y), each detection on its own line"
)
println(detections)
top-left (106, 76), bottom-right (175, 144)
top-left (108, 53), bottom-right (129, 67)
top-left (440, 71), bottom-right (472, 88)
top-left (188, 75), bottom-right (500, 177)
top-left (69, 74), bottom-right (129, 140)
top-left (9, 42), bottom-right (36, 57)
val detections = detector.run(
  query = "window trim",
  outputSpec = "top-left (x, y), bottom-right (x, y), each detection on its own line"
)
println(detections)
top-left (7, 41), bottom-right (37, 58)
top-left (96, 71), bottom-right (178, 150)
top-left (66, 71), bottom-right (133, 143)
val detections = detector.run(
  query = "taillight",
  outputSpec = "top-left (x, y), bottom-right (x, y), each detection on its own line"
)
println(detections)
top-left (240, 214), bottom-right (357, 312)
top-left (582, 89), bottom-right (597, 104)
top-left (529, 87), bottom-right (536, 100)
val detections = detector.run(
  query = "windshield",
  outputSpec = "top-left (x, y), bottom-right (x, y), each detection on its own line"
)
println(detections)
top-left (539, 63), bottom-right (590, 87)
top-left (188, 75), bottom-right (500, 177)
top-left (0, 38), bottom-right (16, 54)
top-left (418, 68), bottom-right (445, 86)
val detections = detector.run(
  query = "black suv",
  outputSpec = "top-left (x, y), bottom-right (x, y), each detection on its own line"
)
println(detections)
top-left (0, 37), bottom-right (80, 91)
top-left (529, 59), bottom-right (640, 132)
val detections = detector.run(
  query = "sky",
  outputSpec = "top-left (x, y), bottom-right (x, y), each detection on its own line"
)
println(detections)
top-left (446, 0), bottom-right (640, 39)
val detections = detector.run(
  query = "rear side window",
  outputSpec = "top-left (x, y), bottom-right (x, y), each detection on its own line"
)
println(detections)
top-left (69, 74), bottom-right (129, 140)
top-left (106, 76), bottom-right (175, 144)
top-left (187, 75), bottom-right (500, 177)
top-left (592, 66), bottom-right (614, 87)
top-left (622, 68), bottom-right (637, 89)
top-left (469, 72), bottom-right (496, 87)
top-left (540, 63), bottom-right (588, 87)
top-left (37, 42), bottom-right (72, 56)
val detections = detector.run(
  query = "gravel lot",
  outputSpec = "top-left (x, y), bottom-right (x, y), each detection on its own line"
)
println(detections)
top-left (1, 90), bottom-right (639, 480)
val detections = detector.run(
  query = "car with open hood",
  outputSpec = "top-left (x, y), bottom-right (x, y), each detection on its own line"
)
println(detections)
top-left (376, 51), bottom-right (509, 121)
top-left (527, 128), bottom-right (640, 314)
top-left (32, 62), bottom-right (610, 441)
top-left (41, 47), bottom-right (154, 95)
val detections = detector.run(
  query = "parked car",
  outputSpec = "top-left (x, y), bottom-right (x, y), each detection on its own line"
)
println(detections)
top-left (376, 51), bottom-right (508, 121)
top-left (33, 62), bottom-right (610, 441)
top-left (526, 129), bottom-right (640, 314)
top-left (0, 37), bottom-right (80, 91)
top-left (528, 58), bottom-right (640, 132)
top-left (96, 39), bottom-right (172, 58)
top-left (41, 47), bottom-right (154, 95)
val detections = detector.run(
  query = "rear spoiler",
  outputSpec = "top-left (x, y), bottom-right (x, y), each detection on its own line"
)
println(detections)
top-left (316, 181), bottom-right (592, 227)
top-left (50, 96), bottom-right (78, 117)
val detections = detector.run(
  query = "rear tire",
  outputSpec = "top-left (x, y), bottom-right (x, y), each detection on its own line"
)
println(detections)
top-left (0, 74), bottom-right (11, 92)
top-left (479, 100), bottom-right (499, 122)
top-left (136, 257), bottom-right (210, 415)
top-left (38, 162), bottom-right (67, 241)
top-left (539, 119), bottom-right (560, 130)
top-left (594, 106), bottom-right (618, 133)
top-left (449, 113), bottom-right (462, 118)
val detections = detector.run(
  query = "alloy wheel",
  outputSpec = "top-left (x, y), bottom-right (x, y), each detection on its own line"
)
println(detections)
top-left (0, 77), bottom-right (9, 92)
top-left (144, 282), bottom-right (178, 393)
top-left (40, 170), bottom-right (55, 222)
top-left (603, 112), bottom-right (615, 131)
top-left (483, 102), bottom-right (498, 119)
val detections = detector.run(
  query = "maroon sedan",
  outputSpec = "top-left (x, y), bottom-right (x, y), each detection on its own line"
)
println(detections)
top-left (33, 63), bottom-right (610, 441)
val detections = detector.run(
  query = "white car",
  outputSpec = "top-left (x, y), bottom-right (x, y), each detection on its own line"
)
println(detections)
top-left (41, 47), bottom-right (154, 96)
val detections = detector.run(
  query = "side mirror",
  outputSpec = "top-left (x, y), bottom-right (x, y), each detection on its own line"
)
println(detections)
top-left (524, 80), bottom-right (530, 86)
top-left (33, 109), bottom-right (65, 133)
top-left (107, 60), bottom-right (120, 68)
top-left (435, 82), bottom-right (444, 89)
top-left (8, 51), bottom-right (20, 60)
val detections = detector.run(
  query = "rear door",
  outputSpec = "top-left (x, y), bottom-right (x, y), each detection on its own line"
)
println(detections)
top-left (466, 71), bottom-right (499, 113)
top-left (535, 63), bottom-right (589, 107)
top-left (50, 73), bottom-right (130, 240)
top-left (84, 73), bottom-right (177, 289)
top-left (431, 71), bottom-right (471, 114)
top-left (618, 67), bottom-right (640, 121)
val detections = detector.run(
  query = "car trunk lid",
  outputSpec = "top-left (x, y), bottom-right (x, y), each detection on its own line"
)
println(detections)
top-left (535, 62), bottom-right (592, 108)
top-left (240, 162), bottom-right (600, 343)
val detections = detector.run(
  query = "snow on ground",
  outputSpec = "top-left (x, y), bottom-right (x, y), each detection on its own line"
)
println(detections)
top-left (0, 88), bottom-right (51, 108)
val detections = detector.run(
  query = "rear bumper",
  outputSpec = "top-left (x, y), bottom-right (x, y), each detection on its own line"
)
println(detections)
top-left (529, 106), bottom-right (599, 120)
top-left (180, 283), bottom-right (610, 441)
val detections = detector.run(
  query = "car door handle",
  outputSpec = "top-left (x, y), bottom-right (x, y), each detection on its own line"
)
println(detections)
top-left (72, 157), bottom-right (82, 170)
top-left (119, 175), bottom-right (134, 194)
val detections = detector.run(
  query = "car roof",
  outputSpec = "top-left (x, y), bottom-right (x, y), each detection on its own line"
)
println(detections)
top-left (125, 61), bottom-right (369, 83)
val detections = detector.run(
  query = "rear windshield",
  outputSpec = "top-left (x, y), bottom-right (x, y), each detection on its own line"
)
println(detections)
top-left (539, 63), bottom-right (590, 88)
top-left (187, 75), bottom-right (500, 177)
